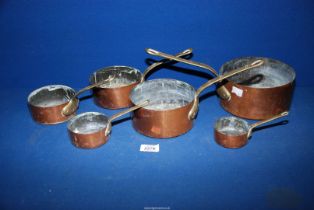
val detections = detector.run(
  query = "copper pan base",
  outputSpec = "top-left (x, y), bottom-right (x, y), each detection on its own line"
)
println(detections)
top-left (68, 129), bottom-right (109, 149)
top-left (214, 130), bottom-right (248, 149)
top-left (132, 103), bottom-right (193, 138)
top-left (221, 82), bottom-right (294, 120)
top-left (93, 82), bottom-right (139, 109)
top-left (29, 103), bottom-right (74, 124)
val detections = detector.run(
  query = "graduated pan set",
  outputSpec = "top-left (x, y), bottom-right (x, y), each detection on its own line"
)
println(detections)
top-left (27, 48), bottom-right (295, 149)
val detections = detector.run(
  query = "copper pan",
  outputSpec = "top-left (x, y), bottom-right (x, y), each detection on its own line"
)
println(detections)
top-left (28, 85), bottom-right (76, 124)
top-left (67, 101), bottom-right (148, 149)
top-left (214, 111), bottom-right (288, 149)
top-left (89, 49), bottom-right (193, 109)
top-left (27, 77), bottom-right (114, 124)
top-left (219, 57), bottom-right (295, 120)
top-left (130, 60), bottom-right (264, 138)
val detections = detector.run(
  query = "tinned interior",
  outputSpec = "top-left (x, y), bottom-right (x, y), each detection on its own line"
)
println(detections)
top-left (215, 116), bottom-right (249, 136)
top-left (90, 66), bottom-right (142, 88)
top-left (28, 85), bottom-right (76, 107)
top-left (67, 112), bottom-right (109, 134)
top-left (130, 79), bottom-right (195, 111)
top-left (220, 57), bottom-right (295, 88)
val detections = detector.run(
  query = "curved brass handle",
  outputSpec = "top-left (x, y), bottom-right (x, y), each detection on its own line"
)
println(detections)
top-left (140, 48), bottom-right (193, 83)
top-left (74, 75), bottom-right (114, 99)
top-left (188, 59), bottom-right (264, 120)
top-left (104, 100), bottom-right (149, 136)
top-left (247, 111), bottom-right (289, 138)
top-left (146, 48), bottom-right (232, 100)
top-left (62, 76), bottom-right (115, 116)
top-left (146, 48), bottom-right (218, 76)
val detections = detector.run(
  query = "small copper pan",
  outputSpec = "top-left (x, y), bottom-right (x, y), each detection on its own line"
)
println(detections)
top-left (28, 85), bottom-right (76, 124)
top-left (28, 77), bottom-right (114, 124)
top-left (214, 111), bottom-right (288, 149)
top-left (89, 49), bottom-right (192, 109)
top-left (130, 59), bottom-right (264, 138)
top-left (67, 101), bottom-right (148, 149)
top-left (219, 57), bottom-right (295, 120)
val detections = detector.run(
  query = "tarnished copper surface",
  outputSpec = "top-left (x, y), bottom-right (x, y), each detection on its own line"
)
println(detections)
top-left (68, 129), bottom-right (109, 149)
top-left (93, 82), bottom-right (139, 109)
top-left (221, 82), bottom-right (294, 120)
top-left (28, 102), bottom-right (73, 124)
top-left (132, 102), bottom-right (193, 138)
top-left (214, 130), bottom-right (248, 149)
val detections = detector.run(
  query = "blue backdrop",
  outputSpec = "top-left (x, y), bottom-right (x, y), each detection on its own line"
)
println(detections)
top-left (1, 0), bottom-right (314, 209)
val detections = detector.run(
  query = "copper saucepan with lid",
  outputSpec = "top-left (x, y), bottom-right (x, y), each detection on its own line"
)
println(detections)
top-left (219, 57), bottom-right (295, 120)
top-left (214, 111), bottom-right (288, 149)
top-left (129, 58), bottom-right (264, 138)
top-left (89, 49), bottom-right (193, 109)
top-left (67, 100), bottom-right (149, 149)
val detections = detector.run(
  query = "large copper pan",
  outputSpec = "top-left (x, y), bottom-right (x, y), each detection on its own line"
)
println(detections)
top-left (129, 60), bottom-right (263, 138)
top-left (89, 49), bottom-right (192, 109)
top-left (219, 57), bottom-right (295, 120)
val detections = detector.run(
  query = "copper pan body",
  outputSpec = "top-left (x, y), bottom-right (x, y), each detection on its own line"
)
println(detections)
top-left (130, 79), bottom-right (196, 138)
top-left (214, 130), bottom-right (248, 149)
top-left (132, 103), bottom-right (194, 138)
top-left (67, 112), bottom-right (109, 149)
top-left (93, 82), bottom-right (139, 109)
top-left (90, 66), bottom-right (142, 109)
top-left (221, 82), bottom-right (294, 120)
top-left (220, 57), bottom-right (295, 120)
top-left (68, 129), bottom-right (108, 149)
top-left (27, 85), bottom-right (76, 124)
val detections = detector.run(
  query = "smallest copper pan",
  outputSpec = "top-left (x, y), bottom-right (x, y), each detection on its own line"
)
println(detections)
top-left (28, 85), bottom-right (76, 124)
top-left (214, 112), bottom-right (288, 149)
top-left (67, 112), bottom-right (109, 149)
top-left (90, 66), bottom-right (142, 109)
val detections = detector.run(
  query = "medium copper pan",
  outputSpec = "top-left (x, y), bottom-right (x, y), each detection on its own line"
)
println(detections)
top-left (129, 60), bottom-right (263, 138)
top-left (219, 57), bottom-right (295, 120)
top-left (89, 49), bottom-right (193, 109)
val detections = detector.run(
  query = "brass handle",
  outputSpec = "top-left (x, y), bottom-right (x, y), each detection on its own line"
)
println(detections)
top-left (61, 76), bottom-right (115, 116)
top-left (146, 48), bottom-right (233, 101)
top-left (146, 48), bottom-right (218, 76)
top-left (104, 100), bottom-right (149, 136)
top-left (73, 75), bottom-right (114, 99)
top-left (188, 59), bottom-right (264, 120)
top-left (141, 49), bottom-right (193, 83)
top-left (247, 111), bottom-right (289, 138)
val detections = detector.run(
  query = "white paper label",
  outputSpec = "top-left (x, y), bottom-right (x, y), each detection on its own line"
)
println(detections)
top-left (140, 144), bottom-right (159, 153)
top-left (231, 86), bottom-right (243, 97)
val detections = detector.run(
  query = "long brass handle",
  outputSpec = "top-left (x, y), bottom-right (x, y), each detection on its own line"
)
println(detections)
top-left (141, 49), bottom-right (193, 83)
top-left (146, 48), bottom-right (234, 101)
top-left (104, 100), bottom-right (149, 136)
top-left (146, 48), bottom-right (218, 76)
top-left (247, 111), bottom-right (289, 138)
top-left (73, 75), bottom-right (114, 99)
top-left (188, 59), bottom-right (264, 120)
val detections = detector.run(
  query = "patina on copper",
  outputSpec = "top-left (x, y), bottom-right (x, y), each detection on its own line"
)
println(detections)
top-left (28, 85), bottom-right (76, 124)
top-left (220, 57), bottom-right (295, 120)
top-left (130, 60), bottom-right (262, 138)
top-left (214, 112), bottom-right (288, 149)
